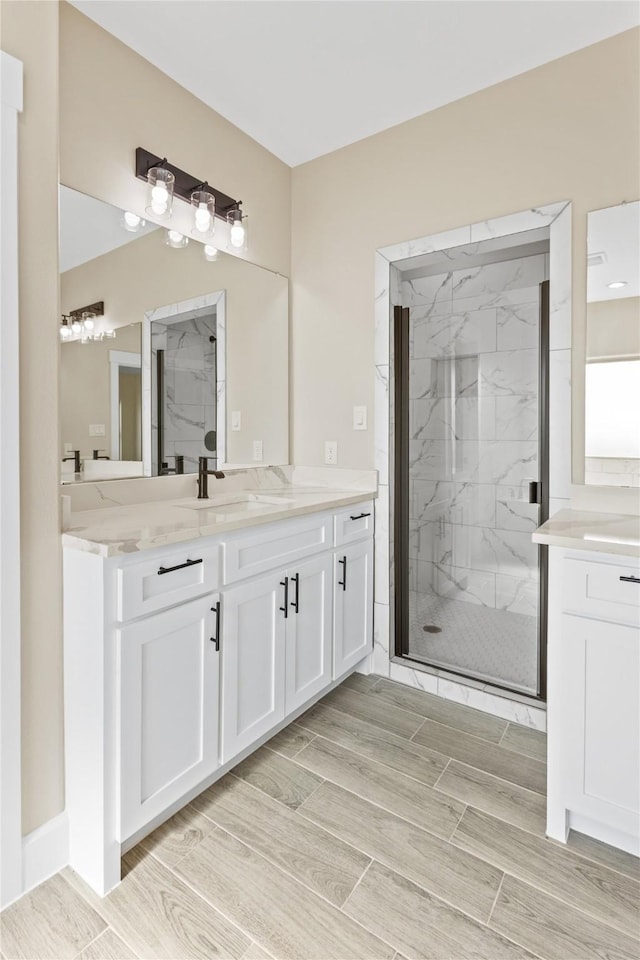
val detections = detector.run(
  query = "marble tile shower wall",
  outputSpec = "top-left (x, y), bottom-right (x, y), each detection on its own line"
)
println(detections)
top-left (402, 254), bottom-right (547, 618)
top-left (151, 315), bottom-right (217, 473)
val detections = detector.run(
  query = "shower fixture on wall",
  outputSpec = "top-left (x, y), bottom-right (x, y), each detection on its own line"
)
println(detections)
top-left (135, 148), bottom-right (247, 249)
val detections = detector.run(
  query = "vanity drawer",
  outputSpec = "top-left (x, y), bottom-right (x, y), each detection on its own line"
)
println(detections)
top-left (222, 513), bottom-right (332, 584)
top-left (117, 544), bottom-right (220, 622)
top-left (564, 557), bottom-right (640, 627)
top-left (334, 501), bottom-right (375, 546)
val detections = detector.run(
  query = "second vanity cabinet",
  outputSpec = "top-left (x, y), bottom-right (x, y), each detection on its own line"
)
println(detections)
top-left (64, 498), bottom-right (374, 896)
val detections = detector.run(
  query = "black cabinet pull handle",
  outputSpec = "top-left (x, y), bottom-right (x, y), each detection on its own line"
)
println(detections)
top-left (290, 573), bottom-right (300, 614)
top-left (338, 556), bottom-right (347, 591)
top-left (280, 577), bottom-right (289, 618)
top-left (620, 575), bottom-right (640, 584)
top-left (158, 558), bottom-right (203, 576)
top-left (210, 601), bottom-right (221, 651)
top-left (349, 512), bottom-right (371, 521)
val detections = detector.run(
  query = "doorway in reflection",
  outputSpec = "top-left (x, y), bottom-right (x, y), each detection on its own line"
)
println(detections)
top-left (394, 232), bottom-right (550, 697)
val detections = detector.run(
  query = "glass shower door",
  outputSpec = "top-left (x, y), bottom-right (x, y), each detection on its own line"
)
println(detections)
top-left (394, 255), bottom-right (548, 698)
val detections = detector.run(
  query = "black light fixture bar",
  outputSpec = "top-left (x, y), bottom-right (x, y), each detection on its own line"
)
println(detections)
top-left (135, 147), bottom-right (240, 220)
top-left (69, 301), bottom-right (104, 319)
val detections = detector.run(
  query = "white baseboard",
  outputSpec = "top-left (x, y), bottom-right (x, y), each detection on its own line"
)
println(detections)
top-left (21, 812), bottom-right (69, 898)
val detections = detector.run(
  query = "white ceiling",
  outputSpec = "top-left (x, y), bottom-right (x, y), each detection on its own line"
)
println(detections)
top-left (69, 1), bottom-right (639, 167)
top-left (60, 186), bottom-right (159, 273)
top-left (587, 201), bottom-right (640, 303)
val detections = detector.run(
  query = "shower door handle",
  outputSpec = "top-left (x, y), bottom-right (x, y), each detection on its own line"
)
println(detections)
top-left (528, 481), bottom-right (542, 505)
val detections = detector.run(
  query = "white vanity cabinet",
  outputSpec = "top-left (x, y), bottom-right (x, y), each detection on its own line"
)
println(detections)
top-left (546, 548), bottom-right (640, 857)
top-left (63, 496), bottom-right (374, 896)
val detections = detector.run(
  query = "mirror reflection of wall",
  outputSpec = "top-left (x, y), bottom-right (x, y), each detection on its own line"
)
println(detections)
top-left (59, 185), bottom-right (289, 483)
top-left (585, 200), bottom-right (640, 488)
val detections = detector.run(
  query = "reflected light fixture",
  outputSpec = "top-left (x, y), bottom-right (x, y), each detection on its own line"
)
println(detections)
top-left (122, 210), bottom-right (146, 233)
top-left (607, 281), bottom-right (628, 289)
top-left (204, 244), bottom-right (219, 262)
top-left (166, 229), bottom-right (189, 249)
top-left (59, 302), bottom-right (109, 343)
top-left (227, 204), bottom-right (247, 250)
top-left (146, 163), bottom-right (175, 220)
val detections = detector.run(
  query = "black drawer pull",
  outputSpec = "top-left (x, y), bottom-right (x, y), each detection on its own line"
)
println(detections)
top-left (210, 601), bottom-right (221, 651)
top-left (158, 558), bottom-right (203, 576)
top-left (349, 512), bottom-right (371, 521)
top-left (290, 573), bottom-right (300, 614)
top-left (338, 556), bottom-right (347, 591)
top-left (620, 575), bottom-right (640, 584)
top-left (280, 577), bottom-right (289, 618)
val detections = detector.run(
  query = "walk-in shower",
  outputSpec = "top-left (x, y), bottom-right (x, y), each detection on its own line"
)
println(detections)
top-left (393, 232), bottom-right (550, 698)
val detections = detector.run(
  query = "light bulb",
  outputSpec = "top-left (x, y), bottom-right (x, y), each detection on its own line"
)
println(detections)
top-left (607, 280), bottom-right (628, 289)
top-left (71, 319), bottom-right (82, 334)
top-left (122, 210), bottom-right (146, 233)
top-left (230, 221), bottom-right (245, 248)
top-left (60, 325), bottom-right (71, 341)
top-left (204, 244), bottom-right (219, 262)
top-left (83, 316), bottom-right (94, 331)
top-left (194, 203), bottom-right (212, 233)
top-left (166, 230), bottom-right (188, 248)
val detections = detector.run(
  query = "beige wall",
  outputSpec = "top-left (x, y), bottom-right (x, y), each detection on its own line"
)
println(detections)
top-left (61, 230), bottom-right (289, 465)
top-left (586, 297), bottom-right (640, 360)
top-left (1, 0), bottom-right (63, 835)
top-left (291, 29), bottom-right (640, 482)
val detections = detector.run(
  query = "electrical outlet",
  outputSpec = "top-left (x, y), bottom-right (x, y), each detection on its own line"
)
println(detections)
top-left (252, 440), bottom-right (263, 462)
top-left (231, 411), bottom-right (242, 431)
top-left (89, 423), bottom-right (106, 437)
top-left (353, 405), bottom-right (367, 430)
top-left (324, 440), bottom-right (338, 465)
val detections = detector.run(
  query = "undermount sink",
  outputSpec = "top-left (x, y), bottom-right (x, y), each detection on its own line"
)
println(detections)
top-left (175, 493), bottom-right (295, 511)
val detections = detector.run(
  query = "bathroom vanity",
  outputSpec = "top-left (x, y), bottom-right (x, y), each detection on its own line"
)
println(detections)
top-left (534, 509), bottom-right (640, 857)
top-left (62, 471), bottom-right (375, 895)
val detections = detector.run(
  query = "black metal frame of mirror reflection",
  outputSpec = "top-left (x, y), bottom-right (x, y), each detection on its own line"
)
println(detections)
top-left (392, 281), bottom-right (550, 702)
top-left (135, 148), bottom-right (241, 222)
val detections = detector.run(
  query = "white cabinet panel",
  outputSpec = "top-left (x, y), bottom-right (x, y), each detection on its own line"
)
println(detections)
top-left (333, 539), bottom-right (374, 680)
top-left (119, 596), bottom-right (220, 840)
top-left (222, 513), bottom-right (332, 584)
top-left (221, 574), bottom-right (286, 762)
top-left (334, 502), bottom-right (375, 546)
top-left (564, 557), bottom-right (640, 627)
top-left (285, 553), bottom-right (332, 713)
top-left (117, 544), bottom-right (219, 622)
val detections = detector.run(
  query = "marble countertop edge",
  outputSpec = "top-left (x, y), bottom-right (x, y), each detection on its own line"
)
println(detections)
top-left (533, 509), bottom-right (640, 559)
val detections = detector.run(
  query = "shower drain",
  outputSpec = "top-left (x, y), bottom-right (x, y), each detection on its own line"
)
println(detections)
top-left (423, 624), bottom-right (442, 634)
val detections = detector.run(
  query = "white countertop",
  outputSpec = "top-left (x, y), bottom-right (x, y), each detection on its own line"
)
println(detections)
top-left (62, 485), bottom-right (376, 558)
top-left (533, 509), bottom-right (640, 559)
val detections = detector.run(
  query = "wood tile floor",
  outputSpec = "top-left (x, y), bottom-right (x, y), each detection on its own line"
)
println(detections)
top-left (3, 673), bottom-right (640, 960)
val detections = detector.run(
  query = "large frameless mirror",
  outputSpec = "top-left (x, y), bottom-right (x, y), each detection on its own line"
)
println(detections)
top-left (59, 185), bottom-right (289, 483)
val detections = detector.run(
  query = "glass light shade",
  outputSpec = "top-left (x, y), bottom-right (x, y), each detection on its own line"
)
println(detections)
top-left (59, 320), bottom-right (72, 341)
top-left (146, 167), bottom-right (174, 220)
top-left (71, 318), bottom-right (82, 334)
top-left (191, 190), bottom-right (215, 238)
top-left (227, 208), bottom-right (247, 250)
top-left (83, 314), bottom-right (95, 331)
top-left (166, 229), bottom-right (189, 249)
top-left (204, 244), bottom-right (219, 262)
top-left (105, 329), bottom-right (117, 339)
top-left (122, 210), bottom-right (146, 233)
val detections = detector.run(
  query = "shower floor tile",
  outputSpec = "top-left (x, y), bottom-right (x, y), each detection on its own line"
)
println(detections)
top-left (408, 591), bottom-right (538, 694)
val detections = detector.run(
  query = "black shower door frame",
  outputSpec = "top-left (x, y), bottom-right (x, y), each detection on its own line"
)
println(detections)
top-left (392, 283), bottom-right (549, 701)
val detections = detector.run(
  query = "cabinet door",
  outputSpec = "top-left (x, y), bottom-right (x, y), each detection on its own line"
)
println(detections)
top-left (285, 553), bottom-right (332, 714)
top-left (119, 595), bottom-right (220, 840)
top-left (333, 539), bottom-right (373, 680)
top-left (221, 573), bottom-right (286, 763)
top-left (563, 614), bottom-right (640, 841)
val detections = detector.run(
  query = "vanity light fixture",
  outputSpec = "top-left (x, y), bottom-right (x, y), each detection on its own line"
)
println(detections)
top-left (60, 301), bottom-right (108, 343)
top-left (166, 229), bottom-right (189, 249)
top-left (227, 203), bottom-right (247, 250)
top-left (135, 148), bottom-right (245, 245)
top-left (607, 280), bottom-right (628, 289)
top-left (122, 210), bottom-right (146, 233)
top-left (204, 244), bottom-right (219, 262)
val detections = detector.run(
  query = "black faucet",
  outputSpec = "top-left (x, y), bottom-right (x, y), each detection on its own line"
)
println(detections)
top-left (92, 449), bottom-right (110, 460)
top-left (197, 457), bottom-right (225, 499)
top-left (159, 455), bottom-right (185, 476)
top-left (62, 450), bottom-right (81, 472)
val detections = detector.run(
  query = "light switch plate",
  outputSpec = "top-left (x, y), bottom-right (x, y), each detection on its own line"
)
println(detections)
top-left (353, 405), bottom-right (367, 430)
top-left (89, 424), bottom-right (106, 437)
top-left (324, 441), bottom-right (338, 465)
top-left (231, 411), bottom-right (242, 431)
top-left (252, 440), bottom-right (263, 461)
